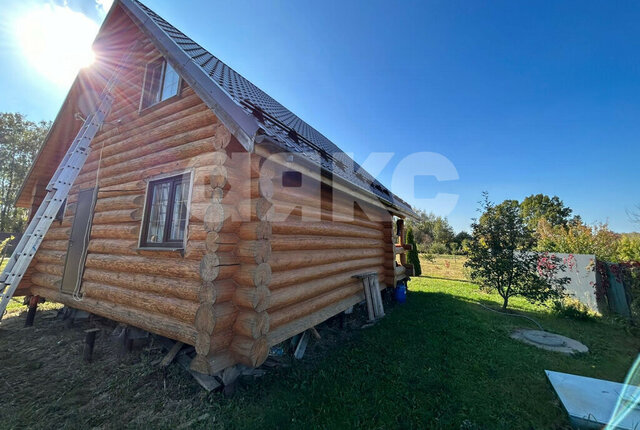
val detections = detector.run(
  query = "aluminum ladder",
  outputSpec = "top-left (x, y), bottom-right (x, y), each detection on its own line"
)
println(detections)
top-left (0, 46), bottom-right (135, 319)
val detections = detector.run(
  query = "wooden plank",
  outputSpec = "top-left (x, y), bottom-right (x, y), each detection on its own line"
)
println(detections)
top-left (293, 331), bottom-right (309, 360)
top-left (160, 341), bottom-right (185, 367)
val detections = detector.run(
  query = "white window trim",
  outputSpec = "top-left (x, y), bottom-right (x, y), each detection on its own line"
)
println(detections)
top-left (138, 55), bottom-right (182, 113)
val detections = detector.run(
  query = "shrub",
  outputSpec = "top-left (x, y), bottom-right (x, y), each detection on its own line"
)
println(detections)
top-left (428, 242), bottom-right (448, 255)
top-left (552, 298), bottom-right (597, 321)
top-left (405, 228), bottom-right (422, 276)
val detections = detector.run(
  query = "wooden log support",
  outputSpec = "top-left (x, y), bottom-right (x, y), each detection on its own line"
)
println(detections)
top-left (204, 231), bottom-right (238, 253)
top-left (269, 266), bottom-right (383, 311)
top-left (237, 222), bottom-right (272, 241)
top-left (271, 220), bottom-right (382, 239)
top-left (160, 341), bottom-right (184, 367)
top-left (83, 328), bottom-right (100, 362)
top-left (25, 295), bottom-right (40, 327)
top-left (194, 304), bottom-right (216, 334)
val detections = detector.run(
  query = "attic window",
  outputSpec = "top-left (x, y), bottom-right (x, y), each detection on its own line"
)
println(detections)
top-left (140, 58), bottom-right (180, 110)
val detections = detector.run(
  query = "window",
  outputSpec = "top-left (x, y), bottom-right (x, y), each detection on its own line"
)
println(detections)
top-left (140, 173), bottom-right (191, 248)
top-left (282, 170), bottom-right (302, 187)
top-left (140, 58), bottom-right (181, 110)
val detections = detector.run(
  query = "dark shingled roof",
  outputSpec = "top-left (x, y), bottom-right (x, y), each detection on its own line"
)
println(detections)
top-left (128, 0), bottom-right (415, 216)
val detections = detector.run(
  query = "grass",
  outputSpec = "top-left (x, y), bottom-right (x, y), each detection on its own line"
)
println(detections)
top-left (419, 253), bottom-right (468, 281)
top-left (0, 259), bottom-right (62, 317)
top-left (0, 259), bottom-right (638, 428)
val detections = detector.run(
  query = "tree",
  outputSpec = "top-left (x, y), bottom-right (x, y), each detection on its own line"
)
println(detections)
top-left (453, 231), bottom-right (472, 245)
top-left (0, 235), bottom-right (13, 267)
top-left (617, 235), bottom-right (640, 262)
top-left (536, 218), bottom-right (620, 262)
top-left (520, 194), bottom-right (573, 230)
top-left (428, 242), bottom-right (448, 255)
top-left (0, 113), bottom-right (50, 232)
top-left (465, 193), bottom-right (569, 309)
top-left (405, 209), bottom-right (455, 253)
top-left (405, 228), bottom-right (422, 276)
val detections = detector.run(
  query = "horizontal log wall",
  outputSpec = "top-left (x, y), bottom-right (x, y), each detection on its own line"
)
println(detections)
top-left (256, 149), bottom-right (394, 348)
top-left (24, 25), bottom-right (227, 356)
top-left (21, 11), bottom-right (399, 377)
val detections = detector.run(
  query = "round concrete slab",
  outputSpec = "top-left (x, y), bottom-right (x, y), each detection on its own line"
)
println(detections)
top-left (511, 329), bottom-right (588, 354)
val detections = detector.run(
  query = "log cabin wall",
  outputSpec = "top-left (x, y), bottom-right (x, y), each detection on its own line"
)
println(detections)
top-left (23, 20), bottom-right (226, 347)
top-left (246, 149), bottom-right (396, 349)
top-left (18, 8), bottom-right (401, 375)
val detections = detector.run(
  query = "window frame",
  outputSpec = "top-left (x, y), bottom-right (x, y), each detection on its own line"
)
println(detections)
top-left (139, 56), bottom-right (182, 112)
top-left (139, 170), bottom-right (193, 250)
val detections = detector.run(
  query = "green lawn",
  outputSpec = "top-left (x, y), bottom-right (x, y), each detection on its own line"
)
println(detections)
top-left (1, 272), bottom-right (638, 428)
top-left (419, 253), bottom-right (468, 281)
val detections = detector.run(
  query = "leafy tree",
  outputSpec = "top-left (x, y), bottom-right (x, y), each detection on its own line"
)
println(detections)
top-left (0, 113), bottom-right (50, 232)
top-left (520, 194), bottom-right (573, 230)
top-left (536, 218), bottom-right (620, 261)
top-left (428, 242), bottom-right (449, 255)
top-left (617, 235), bottom-right (640, 262)
top-left (465, 193), bottom-right (569, 309)
top-left (453, 231), bottom-right (472, 246)
top-left (406, 210), bottom-right (455, 254)
top-left (405, 228), bottom-right (422, 276)
top-left (0, 234), bottom-right (14, 267)
top-left (460, 238), bottom-right (471, 254)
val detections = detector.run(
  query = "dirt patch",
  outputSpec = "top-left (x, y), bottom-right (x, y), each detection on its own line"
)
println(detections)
top-left (0, 292), bottom-right (395, 428)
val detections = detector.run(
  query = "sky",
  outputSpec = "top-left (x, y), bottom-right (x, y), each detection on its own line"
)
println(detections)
top-left (1, 0), bottom-right (639, 233)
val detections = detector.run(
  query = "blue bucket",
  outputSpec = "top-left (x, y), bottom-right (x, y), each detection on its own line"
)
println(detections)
top-left (395, 282), bottom-right (407, 303)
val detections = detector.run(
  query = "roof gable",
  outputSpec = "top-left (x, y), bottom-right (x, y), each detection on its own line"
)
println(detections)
top-left (118, 0), bottom-right (414, 217)
top-left (17, 0), bottom-right (414, 217)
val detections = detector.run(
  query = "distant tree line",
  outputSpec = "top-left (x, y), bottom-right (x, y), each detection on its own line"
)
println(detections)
top-left (0, 113), bottom-right (50, 233)
top-left (405, 210), bottom-right (471, 256)
top-left (467, 192), bottom-right (640, 263)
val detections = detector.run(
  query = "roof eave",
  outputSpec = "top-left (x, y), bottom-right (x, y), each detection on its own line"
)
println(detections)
top-left (255, 134), bottom-right (417, 219)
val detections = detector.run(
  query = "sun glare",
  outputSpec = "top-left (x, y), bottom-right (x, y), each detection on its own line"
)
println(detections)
top-left (14, 4), bottom-right (99, 88)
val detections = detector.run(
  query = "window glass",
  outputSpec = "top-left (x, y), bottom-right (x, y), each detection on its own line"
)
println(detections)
top-left (142, 59), bottom-right (164, 109)
top-left (161, 62), bottom-right (180, 101)
top-left (141, 58), bottom-right (180, 110)
top-left (169, 180), bottom-right (189, 241)
top-left (146, 181), bottom-right (171, 244)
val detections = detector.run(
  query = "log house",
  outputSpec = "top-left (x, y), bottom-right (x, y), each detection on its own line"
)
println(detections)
top-left (13, 0), bottom-right (416, 375)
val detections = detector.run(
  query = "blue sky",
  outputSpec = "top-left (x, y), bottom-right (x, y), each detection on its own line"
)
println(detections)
top-left (1, 0), bottom-right (639, 233)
